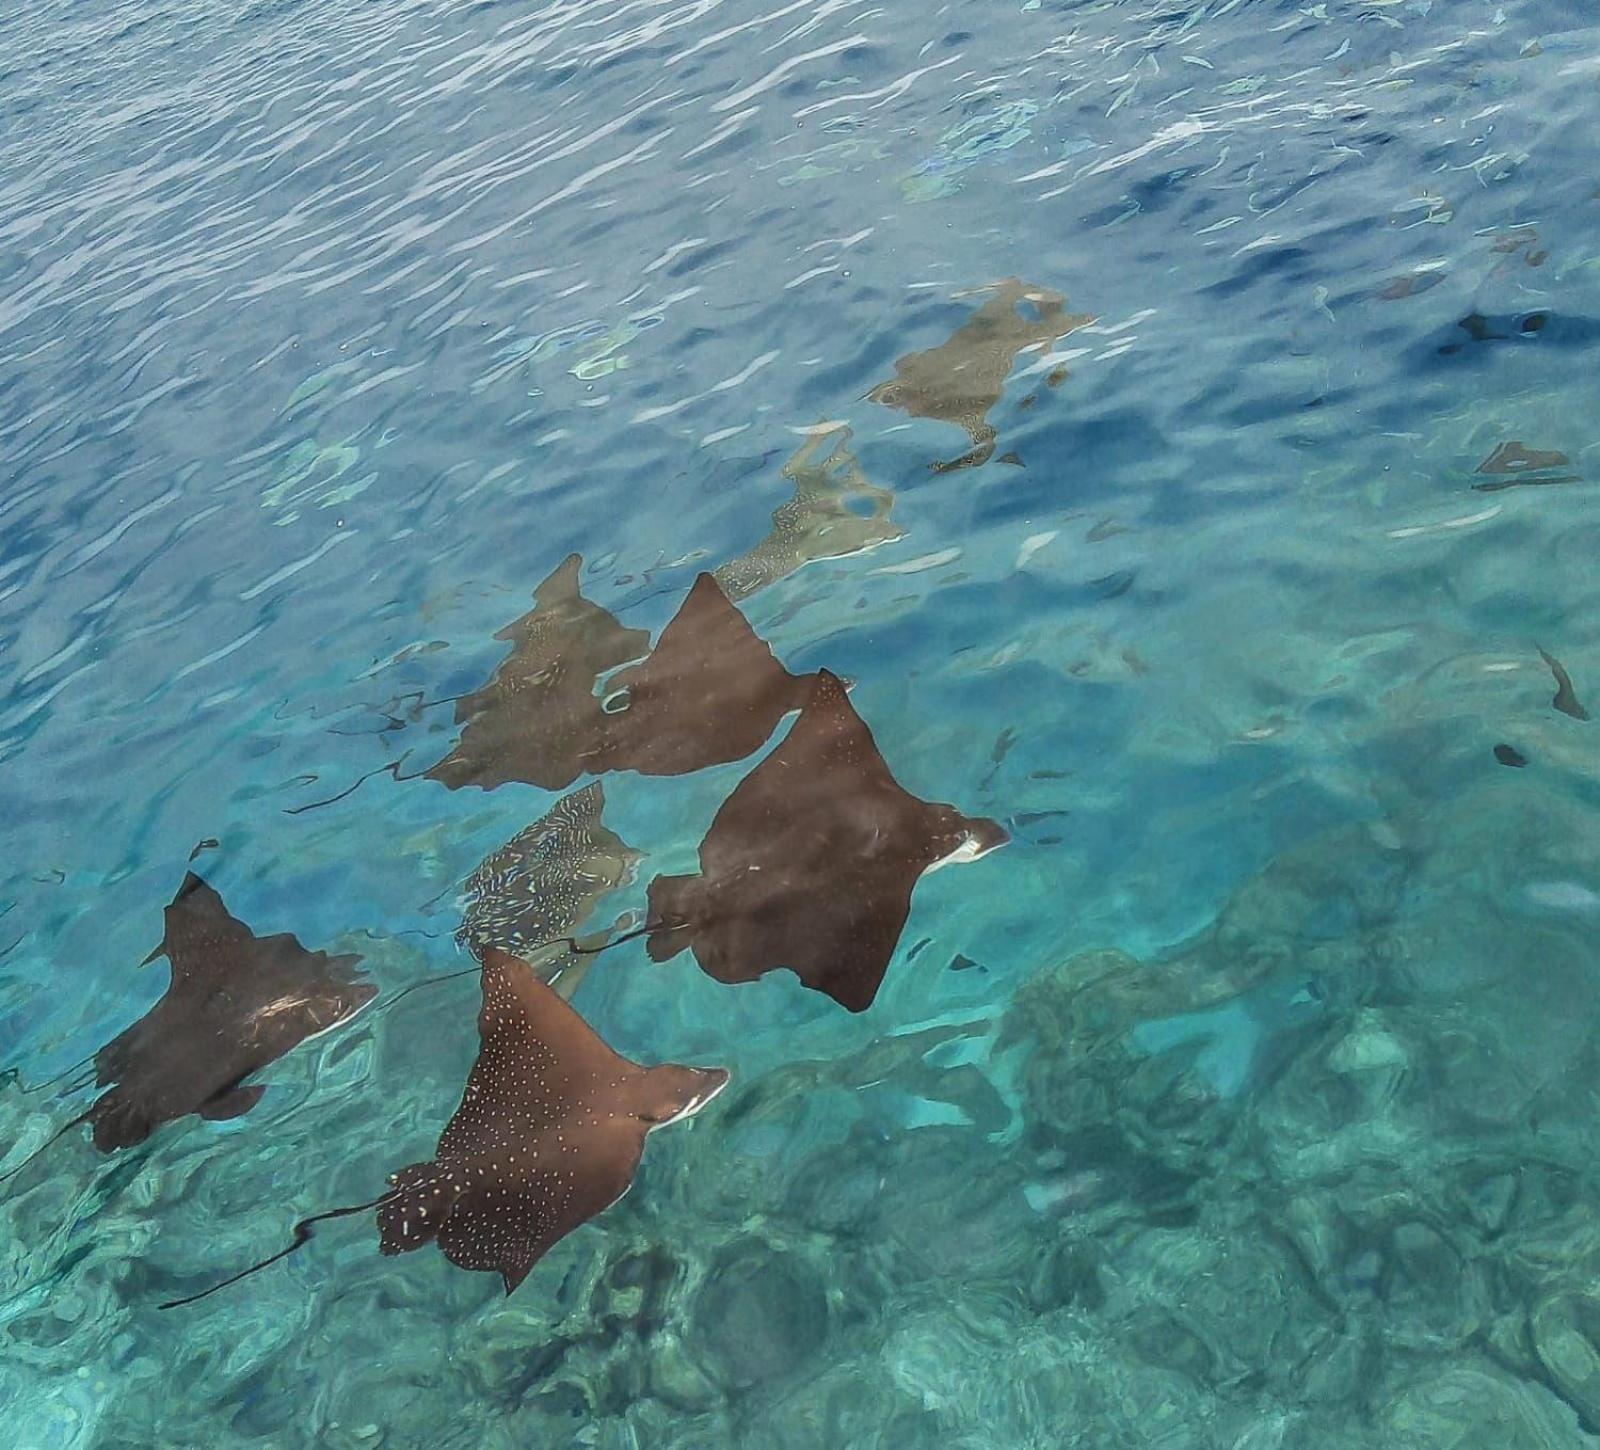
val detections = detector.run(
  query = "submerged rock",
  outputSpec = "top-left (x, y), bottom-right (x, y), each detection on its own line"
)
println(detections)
top-left (1026, 1242), bottom-right (1106, 1315)
top-left (691, 1242), bottom-right (830, 1393)
top-left (1533, 1293), bottom-right (1600, 1433)
top-left (644, 1332), bottom-right (721, 1414)
top-left (1381, 1360), bottom-right (1586, 1447)
top-left (1385, 1220), bottom-right (1485, 1352)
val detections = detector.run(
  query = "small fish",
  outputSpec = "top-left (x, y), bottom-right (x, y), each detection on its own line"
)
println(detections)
top-left (1477, 441), bottom-right (1572, 475)
top-left (1013, 809), bottom-right (1071, 830)
top-left (1471, 441), bottom-right (1578, 492)
top-left (1525, 880), bottom-right (1600, 914)
top-left (1537, 645), bottom-right (1590, 721)
top-left (1493, 743), bottom-right (1528, 768)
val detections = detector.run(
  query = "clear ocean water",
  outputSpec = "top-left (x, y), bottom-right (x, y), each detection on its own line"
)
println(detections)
top-left (3, 0), bottom-right (1600, 1444)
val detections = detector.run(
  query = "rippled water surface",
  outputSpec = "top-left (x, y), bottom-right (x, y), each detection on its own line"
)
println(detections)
top-left (4, 0), bottom-right (1600, 1443)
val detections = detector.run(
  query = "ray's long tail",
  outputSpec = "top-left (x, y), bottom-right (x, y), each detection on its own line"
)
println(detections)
top-left (159, 1193), bottom-right (397, 1309)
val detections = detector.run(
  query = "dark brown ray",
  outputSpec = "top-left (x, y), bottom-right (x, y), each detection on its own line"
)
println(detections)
top-left (646, 670), bottom-right (1008, 1012)
top-left (90, 874), bottom-right (374, 1151)
top-left (1537, 646), bottom-right (1590, 722)
top-left (378, 947), bottom-right (727, 1294)
top-left (867, 279), bottom-right (1094, 472)
top-left (598, 573), bottom-right (817, 777)
top-left (427, 554), bottom-right (649, 792)
top-left (712, 426), bottom-right (904, 603)
top-left (458, 781), bottom-right (642, 1001)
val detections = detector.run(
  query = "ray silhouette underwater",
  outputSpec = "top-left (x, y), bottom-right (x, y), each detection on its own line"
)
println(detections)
top-left (425, 561), bottom-right (815, 793)
top-left (425, 552), bottom-right (650, 793)
top-left (1536, 645), bottom-right (1590, 722)
top-left (287, 556), bottom-right (840, 816)
top-left (711, 424), bottom-right (905, 604)
top-left (1, 873), bottom-right (377, 1185)
top-left (159, 946), bottom-right (728, 1308)
top-left (867, 277), bottom-right (1095, 473)
top-left (646, 669), bottom-right (1009, 1012)
top-left (458, 780), bottom-right (643, 1002)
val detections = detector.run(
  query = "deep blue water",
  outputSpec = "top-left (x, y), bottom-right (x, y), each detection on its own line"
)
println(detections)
top-left (3, 0), bottom-right (1600, 1444)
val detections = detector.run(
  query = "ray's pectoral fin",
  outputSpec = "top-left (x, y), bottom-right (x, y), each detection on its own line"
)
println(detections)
top-left (197, 1084), bottom-right (267, 1122)
top-left (381, 1135), bottom-right (648, 1296)
top-left (90, 1091), bottom-right (155, 1152)
top-left (435, 1154), bottom-right (632, 1296)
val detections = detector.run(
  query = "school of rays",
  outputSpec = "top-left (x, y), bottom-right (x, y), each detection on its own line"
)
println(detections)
top-left (1, 283), bottom-right (1077, 1305)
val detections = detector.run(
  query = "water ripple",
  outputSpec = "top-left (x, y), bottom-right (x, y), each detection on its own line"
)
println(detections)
top-left (2, 0), bottom-right (1600, 1440)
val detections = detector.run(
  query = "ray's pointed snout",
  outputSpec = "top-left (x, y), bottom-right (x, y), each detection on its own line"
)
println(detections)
top-left (963, 815), bottom-right (1011, 858)
top-left (641, 1064), bottom-right (730, 1126)
top-left (928, 812), bottom-right (1010, 872)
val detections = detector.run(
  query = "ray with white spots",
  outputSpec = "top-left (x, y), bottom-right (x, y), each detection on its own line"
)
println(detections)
top-left (378, 946), bottom-right (727, 1293)
top-left (458, 781), bottom-right (641, 1001)
top-left (710, 425), bottom-right (904, 604)
top-left (160, 947), bottom-right (726, 1308)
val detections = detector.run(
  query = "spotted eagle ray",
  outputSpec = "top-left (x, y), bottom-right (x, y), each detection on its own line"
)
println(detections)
top-left (597, 572), bottom-right (817, 776)
top-left (160, 947), bottom-right (727, 1307)
top-left (712, 426), bottom-right (904, 603)
top-left (867, 279), bottom-right (1094, 472)
top-left (426, 554), bottom-right (650, 792)
top-left (458, 781), bottom-right (642, 1000)
top-left (645, 670), bottom-right (1008, 1012)
top-left (0, 874), bottom-right (374, 1176)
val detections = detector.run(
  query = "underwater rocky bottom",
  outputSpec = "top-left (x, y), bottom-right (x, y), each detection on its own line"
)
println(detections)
top-left (6, 770), bottom-right (1600, 1449)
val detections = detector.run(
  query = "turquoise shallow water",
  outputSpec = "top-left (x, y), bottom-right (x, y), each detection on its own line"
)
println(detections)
top-left (3, 0), bottom-right (1600, 1443)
